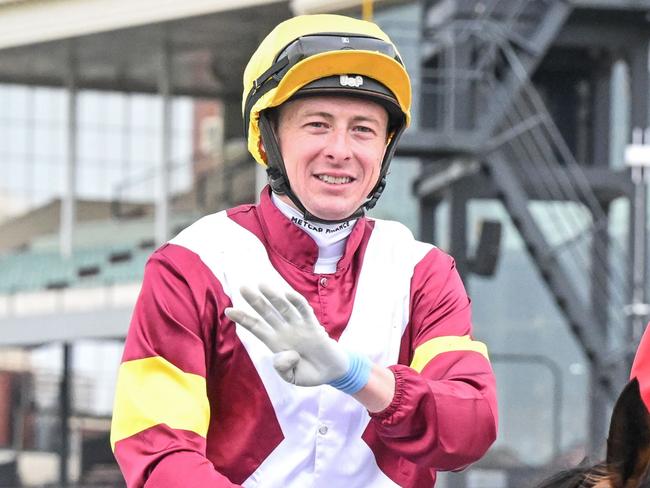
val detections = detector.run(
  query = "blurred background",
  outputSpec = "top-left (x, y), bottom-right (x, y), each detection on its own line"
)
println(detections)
top-left (0, 0), bottom-right (648, 486)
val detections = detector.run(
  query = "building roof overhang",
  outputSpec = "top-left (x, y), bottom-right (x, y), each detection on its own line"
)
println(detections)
top-left (0, 0), bottom-right (293, 99)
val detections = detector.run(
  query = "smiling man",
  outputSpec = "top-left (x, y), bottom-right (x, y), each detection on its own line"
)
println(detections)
top-left (111, 14), bottom-right (497, 488)
top-left (274, 96), bottom-right (388, 222)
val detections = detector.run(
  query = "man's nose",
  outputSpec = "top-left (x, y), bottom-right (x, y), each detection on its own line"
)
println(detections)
top-left (324, 129), bottom-right (352, 161)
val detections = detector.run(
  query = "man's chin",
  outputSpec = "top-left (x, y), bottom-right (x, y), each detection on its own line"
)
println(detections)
top-left (306, 205), bottom-right (357, 222)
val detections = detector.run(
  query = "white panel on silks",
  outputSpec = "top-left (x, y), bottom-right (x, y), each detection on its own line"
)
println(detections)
top-left (340, 219), bottom-right (433, 367)
top-left (171, 213), bottom-right (431, 488)
top-left (311, 219), bottom-right (432, 488)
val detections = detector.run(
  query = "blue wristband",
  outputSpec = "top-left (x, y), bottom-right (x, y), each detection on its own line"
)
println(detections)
top-left (328, 352), bottom-right (372, 395)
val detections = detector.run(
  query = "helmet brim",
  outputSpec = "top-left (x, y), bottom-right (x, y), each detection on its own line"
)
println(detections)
top-left (290, 75), bottom-right (406, 130)
top-left (271, 49), bottom-right (410, 121)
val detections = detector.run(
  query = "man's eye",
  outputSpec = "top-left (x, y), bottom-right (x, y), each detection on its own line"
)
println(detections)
top-left (307, 121), bottom-right (327, 128)
top-left (354, 126), bottom-right (374, 133)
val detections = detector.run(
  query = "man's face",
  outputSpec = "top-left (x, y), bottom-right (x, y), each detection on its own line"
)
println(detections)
top-left (275, 95), bottom-right (389, 221)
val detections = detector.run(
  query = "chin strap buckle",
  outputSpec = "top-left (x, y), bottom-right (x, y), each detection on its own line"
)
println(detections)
top-left (364, 177), bottom-right (386, 211)
top-left (266, 166), bottom-right (288, 195)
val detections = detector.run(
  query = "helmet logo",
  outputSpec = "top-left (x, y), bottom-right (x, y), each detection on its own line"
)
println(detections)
top-left (341, 37), bottom-right (350, 44)
top-left (340, 75), bottom-right (363, 88)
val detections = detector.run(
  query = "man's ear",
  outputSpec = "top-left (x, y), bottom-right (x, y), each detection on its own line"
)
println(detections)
top-left (259, 140), bottom-right (268, 161)
top-left (606, 378), bottom-right (650, 487)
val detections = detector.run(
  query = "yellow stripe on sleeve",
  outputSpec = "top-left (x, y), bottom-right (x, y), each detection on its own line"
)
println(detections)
top-left (110, 356), bottom-right (210, 450)
top-left (410, 335), bottom-right (489, 373)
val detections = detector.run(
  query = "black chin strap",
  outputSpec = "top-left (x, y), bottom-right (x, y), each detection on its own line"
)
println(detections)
top-left (258, 112), bottom-right (404, 225)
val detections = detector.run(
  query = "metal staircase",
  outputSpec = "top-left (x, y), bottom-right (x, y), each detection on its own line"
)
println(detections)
top-left (412, 0), bottom-right (630, 396)
top-left (404, 0), bottom-right (570, 152)
top-left (485, 69), bottom-right (631, 396)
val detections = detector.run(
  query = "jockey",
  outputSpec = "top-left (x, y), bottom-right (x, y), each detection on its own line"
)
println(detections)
top-left (110, 14), bottom-right (497, 487)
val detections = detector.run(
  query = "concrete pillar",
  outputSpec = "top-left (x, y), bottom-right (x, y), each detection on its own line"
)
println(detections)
top-left (60, 41), bottom-right (77, 258)
top-left (155, 36), bottom-right (172, 245)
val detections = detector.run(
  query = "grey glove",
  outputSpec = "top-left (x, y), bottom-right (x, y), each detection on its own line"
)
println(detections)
top-left (225, 284), bottom-right (350, 387)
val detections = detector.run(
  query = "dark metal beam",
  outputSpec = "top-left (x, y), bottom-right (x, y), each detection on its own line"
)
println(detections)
top-left (396, 129), bottom-right (482, 158)
top-left (555, 18), bottom-right (646, 51)
top-left (589, 202), bottom-right (613, 456)
top-left (591, 63), bottom-right (612, 168)
top-left (415, 162), bottom-right (632, 203)
top-left (418, 197), bottom-right (439, 245)
top-left (59, 343), bottom-right (72, 487)
top-left (630, 42), bottom-right (650, 131)
top-left (572, 0), bottom-right (650, 11)
top-left (450, 183), bottom-right (470, 281)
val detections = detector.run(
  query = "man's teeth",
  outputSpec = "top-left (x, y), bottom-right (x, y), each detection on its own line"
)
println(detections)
top-left (318, 175), bottom-right (351, 184)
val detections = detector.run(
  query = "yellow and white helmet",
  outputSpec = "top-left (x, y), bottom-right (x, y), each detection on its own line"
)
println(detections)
top-left (242, 14), bottom-right (412, 222)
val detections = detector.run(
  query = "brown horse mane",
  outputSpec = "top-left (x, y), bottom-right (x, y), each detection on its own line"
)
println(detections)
top-left (535, 379), bottom-right (650, 488)
top-left (536, 462), bottom-right (610, 488)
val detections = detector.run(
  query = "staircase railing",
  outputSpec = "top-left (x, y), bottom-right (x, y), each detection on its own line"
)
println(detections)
top-left (487, 32), bottom-right (630, 347)
top-left (419, 0), bottom-right (570, 135)
top-left (418, 0), bottom-right (629, 393)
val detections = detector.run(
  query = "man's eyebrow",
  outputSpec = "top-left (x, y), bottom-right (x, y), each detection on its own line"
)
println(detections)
top-left (301, 110), bottom-right (334, 120)
top-left (301, 111), bottom-right (381, 125)
top-left (351, 115), bottom-right (381, 125)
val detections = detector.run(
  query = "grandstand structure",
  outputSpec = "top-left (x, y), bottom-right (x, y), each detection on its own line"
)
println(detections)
top-left (0, 0), bottom-right (648, 486)
top-left (0, 0), bottom-right (288, 485)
